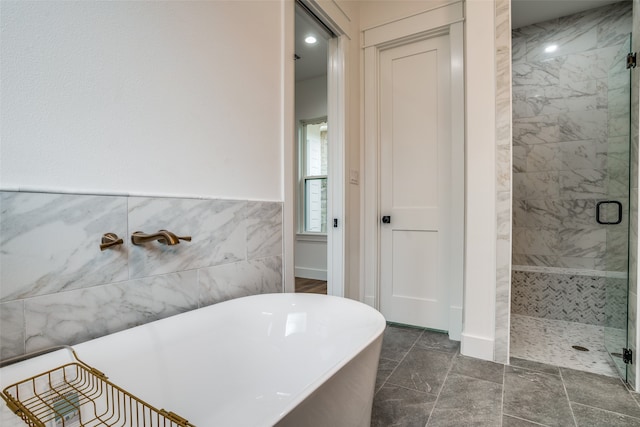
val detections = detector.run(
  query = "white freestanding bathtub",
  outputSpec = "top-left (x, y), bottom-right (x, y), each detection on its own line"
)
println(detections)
top-left (0, 293), bottom-right (386, 427)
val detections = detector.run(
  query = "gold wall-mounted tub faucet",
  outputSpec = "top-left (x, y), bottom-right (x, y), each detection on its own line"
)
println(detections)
top-left (131, 230), bottom-right (192, 246)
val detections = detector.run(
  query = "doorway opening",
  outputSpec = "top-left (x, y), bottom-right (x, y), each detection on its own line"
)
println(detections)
top-left (361, 4), bottom-right (465, 339)
top-left (293, 2), bottom-right (332, 295)
top-left (508, 1), bottom-right (633, 381)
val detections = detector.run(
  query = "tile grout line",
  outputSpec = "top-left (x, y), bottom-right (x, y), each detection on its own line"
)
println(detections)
top-left (502, 364), bottom-right (559, 424)
top-left (617, 374), bottom-right (640, 409)
top-left (558, 368), bottom-right (579, 427)
top-left (502, 414), bottom-right (552, 427)
top-left (510, 361), bottom-right (640, 422)
top-left (631, 390), bottom-right (640, 410)
top-left (569, 401), bottom-right (640, 421)
top-left (376, 328), bottom-right (425, 394)
top-left (424, 341), bottom-right (459, 426)
top-left (626, 387), bottom-right (640, 415)
top-left (378, 327), bottom-right (459, 393)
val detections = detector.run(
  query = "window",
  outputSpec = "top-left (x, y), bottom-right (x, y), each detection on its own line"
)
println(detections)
top-left (300, 119), bottom-right (327, 234)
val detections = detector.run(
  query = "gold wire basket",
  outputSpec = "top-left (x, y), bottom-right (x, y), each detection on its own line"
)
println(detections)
top-left (1, 347), bottom-right (195, 427)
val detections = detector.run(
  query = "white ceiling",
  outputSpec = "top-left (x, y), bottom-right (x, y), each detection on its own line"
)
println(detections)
top-left (511, 0), bottom-right (625, 29)
top-left (294, 1), bottom-right (629, 80)
top-left (295, 6), bottom-right (331, 82)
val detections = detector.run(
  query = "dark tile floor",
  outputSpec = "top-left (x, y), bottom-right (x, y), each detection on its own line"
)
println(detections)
top-left (371, 324), bottom-right (640, 427)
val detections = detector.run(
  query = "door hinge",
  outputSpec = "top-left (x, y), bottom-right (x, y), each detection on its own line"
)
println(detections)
top-left (333, 218), bottom-right (338, 228)
top-left (627, 52), bottom-right (637, 69)
top-left (623, 348), bottom-right (633, 364)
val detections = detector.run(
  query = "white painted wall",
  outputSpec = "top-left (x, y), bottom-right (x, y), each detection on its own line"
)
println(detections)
top-left (295, 235), bottom-right (329, 279)
top-left (1, 1), bottom-right (282, 201)
top-left (295, 75), bottom-right (328, 279)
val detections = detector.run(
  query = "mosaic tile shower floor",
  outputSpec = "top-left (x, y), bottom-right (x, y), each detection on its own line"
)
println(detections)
top-left (510, 314), bottom-right (620, 377)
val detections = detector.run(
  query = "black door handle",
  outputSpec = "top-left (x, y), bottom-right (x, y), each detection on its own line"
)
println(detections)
top-left (382, 216), bottom-right (391, 224)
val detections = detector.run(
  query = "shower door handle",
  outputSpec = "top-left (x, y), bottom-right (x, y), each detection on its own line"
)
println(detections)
top-left (596, 201), bottom-right (623, 225)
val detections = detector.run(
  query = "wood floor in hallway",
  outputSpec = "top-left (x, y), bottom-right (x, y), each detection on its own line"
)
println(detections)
top-left (295, 277), bottom-right (327, 294)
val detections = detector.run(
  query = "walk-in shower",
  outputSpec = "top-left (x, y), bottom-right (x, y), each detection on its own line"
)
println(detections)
top-left (510, 1), bottom-right (633, 381)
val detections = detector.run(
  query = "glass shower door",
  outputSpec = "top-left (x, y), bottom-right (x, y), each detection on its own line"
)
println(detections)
top-left (604, 34), bottom-right (632, 381)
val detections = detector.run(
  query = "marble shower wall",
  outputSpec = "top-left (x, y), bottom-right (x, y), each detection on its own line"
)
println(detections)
top-left (0, 191), bottom-right (283, 359)
top-left (494, 0), bottom-right (512, 364)
top-left (512, 1), bottom-right (632, 272)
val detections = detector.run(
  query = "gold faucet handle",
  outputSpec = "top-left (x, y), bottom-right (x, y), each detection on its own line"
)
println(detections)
top-left (178, 235), bottom-right (192, 242)
top-left (100, 233), bottom-right (124, 251)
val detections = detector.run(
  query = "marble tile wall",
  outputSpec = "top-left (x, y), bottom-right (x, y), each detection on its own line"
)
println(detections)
top-left (494, 0), bottom-right (512, 364)
top-left (0, 191), bottom-right (283, 359)
top-left (511, 1), bottom-right (632, 273)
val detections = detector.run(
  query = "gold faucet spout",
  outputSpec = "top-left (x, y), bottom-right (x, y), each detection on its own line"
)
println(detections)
top-left (131, 230), bottom-right (191, 246)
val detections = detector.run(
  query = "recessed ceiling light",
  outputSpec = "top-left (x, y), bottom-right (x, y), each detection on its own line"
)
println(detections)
top-left (305, 35), bottom-right (317, 44)
top-left (544, 44), bottom-right (558, 53)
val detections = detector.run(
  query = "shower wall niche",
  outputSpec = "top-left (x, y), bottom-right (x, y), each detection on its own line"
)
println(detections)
top-left (511, 2), bottom-right (632, 332)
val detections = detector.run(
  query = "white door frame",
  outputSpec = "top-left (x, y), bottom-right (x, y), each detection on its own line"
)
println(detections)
top-left (361, 2), bottom-right (465, 339)
top-left (326, 34), bottom-right (346, 297)
top-left (284, 0), bottom-right (350, 297)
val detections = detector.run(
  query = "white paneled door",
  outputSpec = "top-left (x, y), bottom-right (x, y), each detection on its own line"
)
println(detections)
top-left (379, 34), bottom-right (451, 330)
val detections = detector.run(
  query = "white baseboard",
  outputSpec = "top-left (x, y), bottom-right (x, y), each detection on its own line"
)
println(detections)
top-left (460, 332), bottom-right (495, 361)
top-left (295, 267), bottom-right (327, 281)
